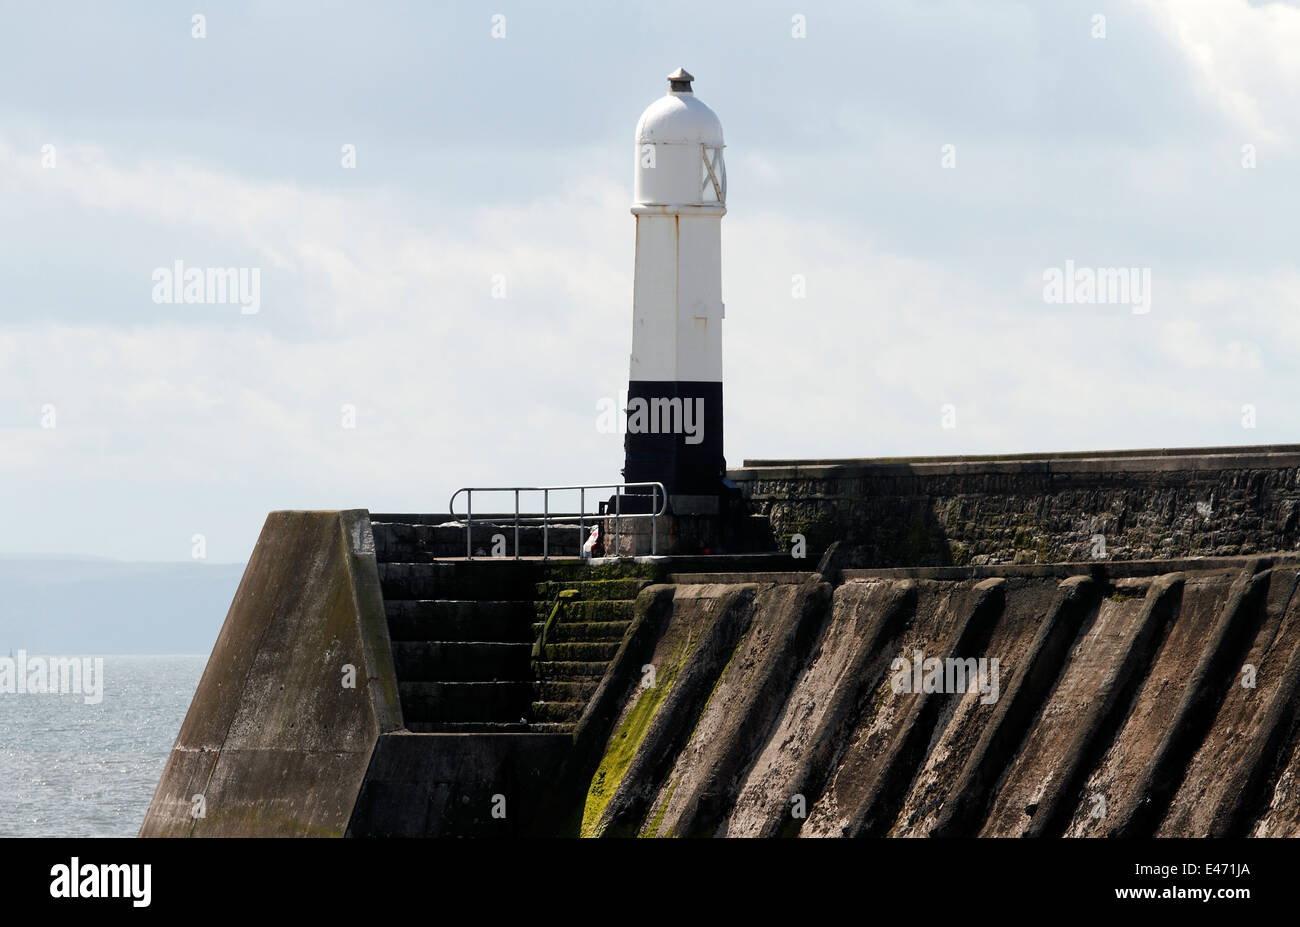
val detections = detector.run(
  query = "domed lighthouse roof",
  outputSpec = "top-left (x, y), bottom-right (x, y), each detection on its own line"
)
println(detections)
top-left (633, 68), bottom-right (727, 210)
top-left (634, 69), bottom-right (724, 147)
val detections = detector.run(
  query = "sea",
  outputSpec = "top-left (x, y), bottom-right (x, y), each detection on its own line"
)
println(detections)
top-left (0, 654), bottom-right (206, 837)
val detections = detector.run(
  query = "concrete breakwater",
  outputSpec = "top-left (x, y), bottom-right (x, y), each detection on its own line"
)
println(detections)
top-left (141, 502), bottom-right (1300, 836)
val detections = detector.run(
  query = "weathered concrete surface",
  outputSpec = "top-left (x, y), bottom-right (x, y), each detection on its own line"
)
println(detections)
top-left (140, 511), bottom-right (401, 837)
top-left (1164, 567), bottom-right (1300, 836)
top-left (581, 583), bottom-right (758, 836)
top-left (579, 555), bottom-right (1300, 837)
top-left (1066, 567), bottom-right (1248, 836)
top-left (730, 445), bottom-right (1300, 566)
top-left (803, 578), bottom-right (1005, 837)
top-left (1246, 567), bottom-right (1300, 837)
top-left (641, 579), bottom-right (830, 836)
top-left (893, 576), bottom-right (1070, 837)
top-left (726, 580), bottom-right (917, 837)
top-left (978, 574), bottom-right (1182, 837)
top-left (1253, 715), bottom-right (1300, 836)
top-left (347, 732), bottom-right (573, 837)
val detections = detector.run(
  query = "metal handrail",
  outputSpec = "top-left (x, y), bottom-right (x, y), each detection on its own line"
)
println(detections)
top-left (447, 482), bottom-right (668, 560)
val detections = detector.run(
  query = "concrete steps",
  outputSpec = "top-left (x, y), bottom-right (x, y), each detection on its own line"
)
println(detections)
top-left (530, 700), bottom-right (588, 723)
top-left (372, 517), bottom-right (583, 561)
top-left (391, 641), bottom-right (532, 682)
top-left (534, 679), bottom-right (600, 702)
top-left (378, 561), bottom-right (539, 600)
top-left (532, 619), bottom-right (633, 642)
top-left (537, 641), bottom-right (622, 661)
top-left (399, 681), bottom-right (535, 724)
top-left (536, 578), bottom-right (647, 601)
top-left (532, 599), bottom-right (638, 623)
top-left (386, 600), bottom-right (535, 643)
top-left (529, 583), bottom-right (647, 723)
top-left (404, 720), bottom-right (592, 734)
top-left (375, 530), bottom-right (564, 730)
top-left (534, 660), bottom-right (610, 677)
top-left (373, 516), bottom-right (651, 735)
top-left (407, 721), bottom-right (531, 734)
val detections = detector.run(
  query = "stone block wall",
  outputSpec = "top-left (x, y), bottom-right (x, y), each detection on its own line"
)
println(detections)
top-left (728, 446), bottom-right (1300, 567)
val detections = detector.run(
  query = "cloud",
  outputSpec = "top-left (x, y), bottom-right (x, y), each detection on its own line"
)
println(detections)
top-left (1140, 0), bottom-right (1300, 149)
top-left (4, 1), bottom-right (1300, 560)
top-left (1159, 320), bottom-right (1261, 370)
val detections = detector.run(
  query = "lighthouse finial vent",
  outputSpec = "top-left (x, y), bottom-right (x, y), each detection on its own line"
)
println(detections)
top-left (668, 68), bottom-right (694, 93)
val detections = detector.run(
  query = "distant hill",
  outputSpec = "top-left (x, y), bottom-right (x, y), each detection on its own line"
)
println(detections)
top-left (0, 557), bottom-right (244, 654)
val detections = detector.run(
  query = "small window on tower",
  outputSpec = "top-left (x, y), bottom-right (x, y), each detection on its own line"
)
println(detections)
top-left (702, 146), bottom-right (726, 203)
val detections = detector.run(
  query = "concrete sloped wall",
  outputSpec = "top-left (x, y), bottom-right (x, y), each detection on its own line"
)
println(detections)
top-left (804, 577), bottom-right (1007, 837)
top-left (581, 582), bottom-right (763, 837)
top-left (1065, 569), bottom-right (1244, 836)
top-left (646, 580), bottom-right (830, 837)
top-left (728, 579), bottom-right (916, 837)
top-left (1167, 567), bottom-right (1300, 836)
top-left (140, 510), bottom-right (401, 837)
top-left (580, 556), bottom-right (1300, 837)
top-left (979, 574), bottom-right (1185, 836)
top-left (893, 575), bottom-right (1073, 836)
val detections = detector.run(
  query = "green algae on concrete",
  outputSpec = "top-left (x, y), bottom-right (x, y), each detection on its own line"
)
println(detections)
top-left (536, 577), bottom-right (651, 601)
top-left (643, 777), bottom-right (680, 838)
top-left (581, 634), bottom-right (692, 837)
top-left (580, 584), bottom-right (762, 837)
top-left (533, 588), bottom-right (578, 662)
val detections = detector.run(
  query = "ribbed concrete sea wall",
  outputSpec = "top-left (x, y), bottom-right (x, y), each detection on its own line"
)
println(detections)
top-left (729, 445), bottom-right (1300, 566)
top-left (141, 492), bottom-right (1300, 837)
top-left (580, 556), bottom-right (1300, 837)
top-left (581, 579), bottom-right (831, 837)
top-left (140, 510), bottom-right (402, 837)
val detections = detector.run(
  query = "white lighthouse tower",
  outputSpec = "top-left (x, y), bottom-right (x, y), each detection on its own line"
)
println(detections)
top-left (624, 68), bottom-right (727, 505)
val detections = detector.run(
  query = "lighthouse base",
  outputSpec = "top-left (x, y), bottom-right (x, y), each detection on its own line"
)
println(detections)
top-left (622, 380), bottom-right (725, 496)
top-left (598, 490), bottom-right (775, 558)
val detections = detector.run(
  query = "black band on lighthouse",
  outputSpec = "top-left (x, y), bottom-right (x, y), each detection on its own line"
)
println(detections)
top-left (623, 380), bottom-right (724, 497)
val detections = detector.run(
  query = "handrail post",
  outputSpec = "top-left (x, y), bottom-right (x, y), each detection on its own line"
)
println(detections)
top-left (543, 489), bottom-right (549, 560)
top-left (614, 489), bottom-right (621, 559)
top-left (466, 490), bottom-right (473, 560)
top-left (580, 488), bottom-right (585, 560)
top-left (513, 489), bottom-right (520, 560)
top-left (651, 484), bottom-right (657, 556)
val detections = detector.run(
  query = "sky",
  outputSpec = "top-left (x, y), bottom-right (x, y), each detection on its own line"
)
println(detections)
top-left (2, 0), bottom-right (1299, 563)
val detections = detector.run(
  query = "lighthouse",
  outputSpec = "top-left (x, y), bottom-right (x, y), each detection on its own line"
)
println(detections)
top-left (623, 68), bottom-right (727, 508)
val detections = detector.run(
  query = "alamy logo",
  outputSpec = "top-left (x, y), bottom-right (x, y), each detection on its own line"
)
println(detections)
top-left (50, 858), bottom-right (151, 907)
top-left (596, 391), bottom-right (705, 445)
top-left (152, 260), bottom-right (261, 315)
top-left (1042, 260), bottom-right (1151, 314)
top-left (890, 650), bottom-right (1000, 704)
top-left (0, 651), bottom-right (103, 704)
